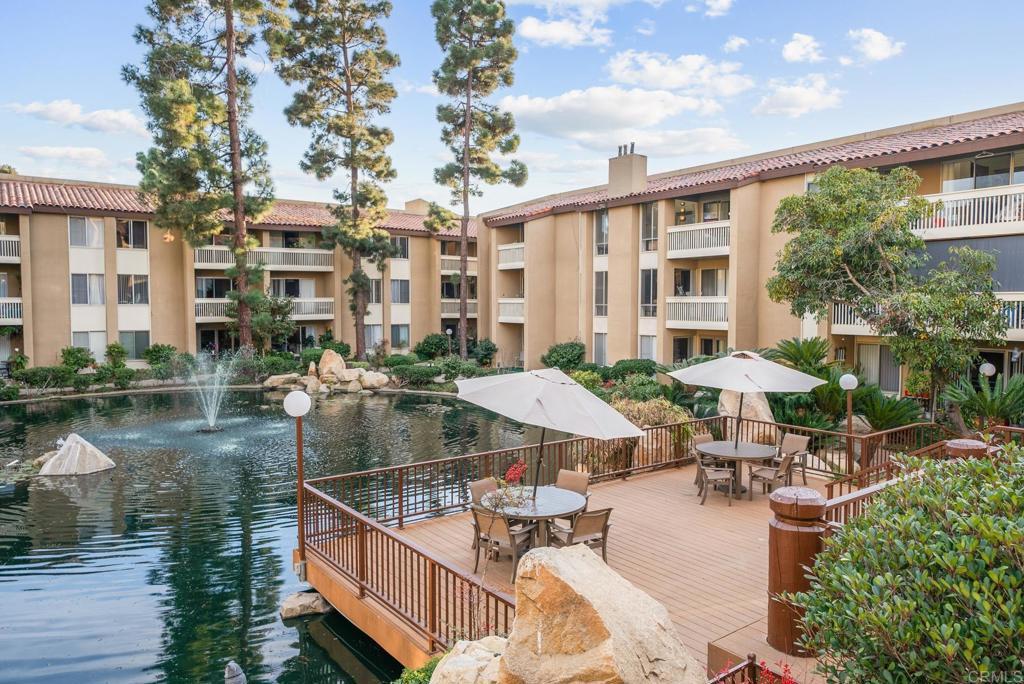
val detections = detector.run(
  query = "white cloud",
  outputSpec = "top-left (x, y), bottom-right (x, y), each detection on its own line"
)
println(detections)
top-left (606, 50), bottom-right (754, 99)
top-left (397, 79), bottom-right (440, 97)
top-left (782, 33), bottom-right (824, 63)
top-left (703, 0), bottom-right (733, 16)
top-left (237, 53), bottom-right (271, 75)
top-left (635, 18), bottom-right (656, 36)
top-left (518, 15), bottom-right (612, 47)
top-left (570, 127), bottom-right (743, 156)
top-left (838, 56), bottom-right (854, 66)
top-left (17, 146), bottom-right (111, 168)
top-left (722, 35), bottom-right (748, 53)
top-left (6, 99), bottom-right (148, 137)
top-left (753, 74), bottom-right (842, 117)
top-left (847, 28), bottom-right (904, 62)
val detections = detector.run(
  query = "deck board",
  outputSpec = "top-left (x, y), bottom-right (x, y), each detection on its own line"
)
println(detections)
top-left (394, 465), bottom-right (829, 666)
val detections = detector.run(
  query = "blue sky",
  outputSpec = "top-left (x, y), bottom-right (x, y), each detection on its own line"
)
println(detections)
top-left (1, 0), bottom-right (1021, 212)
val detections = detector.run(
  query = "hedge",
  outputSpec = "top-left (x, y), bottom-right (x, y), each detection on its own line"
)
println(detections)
top-left (604, 358), bottom-right (657, 381)
top-left (393, 365), bottom-right (440, 386)
top-left (540, 341), bottom-right (586, 371)
top-left (13, 365), bottom-right (77, 388)
top-left (413, 333), bottom-right (450, 360)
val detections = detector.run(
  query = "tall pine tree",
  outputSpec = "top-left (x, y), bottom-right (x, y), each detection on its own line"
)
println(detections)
top-left (429, 0), bottom-right (526, 358)
top-left (271, 0), bottom-right (400, 360)
top-left (125, 0), bottom-right (286, 350)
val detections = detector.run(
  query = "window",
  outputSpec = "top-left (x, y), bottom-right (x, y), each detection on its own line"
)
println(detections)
top-left (594, 210), bottom-right (608, 256)
top-left (118, 330), bottom-right (151, 360)
top-left (858, 343), bottom-right (901, 394)
top-left (640, 202), bottom-right (658, 251)
top-left (673, 268), bottom-right (693, 297)
top-left (69, 217), bottom-right (104, 248)
top-left (0, 273), bottom-right (7, 298)
top-left (594, 333), bottom-right (607, 366)
top-left (702, 199), bottom-right (730, 222)
top-left (640, 269), bottom-right (657, 317)
top-left (116, 220), bottom-right (148, 249)
top-left (117, 274), bottom-right (149, 304)
top-left (639, 335), bottom-right (656, 361)
top-left (441, 276), bottom-right (477, 300)
top-left (700, 268), bottom-right (727, 297)
top-left (941, 150), bottom-right (1024, 193)
top-left (672, 337), bottom-right (691, 364)
top-left (391, 279), bottom-right (410, 304)
top-left (672, 199), bottom-right (698, 225)
top-left (390, 236), bottom-right (409, 259)
top-left (196, 277), bottom-right (233, 299)
top-left (594, 271), bottom-right (608, 316)
top-left (271, 278), bottom-right (314, 299)
top-left (365, 324), bottom-right (383, 350)
top-left (440, 240), bottom-right (477, 257)
top-left (391, 324), bottom-right (410, 349)
top-left (72, 331), bottom-right (107, 360)
top-left (701, 338), bottom-right (723, 356)
top-left (71, 274), bottom-right (105, 305)
top-left (368, 279), bottom-right (382, 304)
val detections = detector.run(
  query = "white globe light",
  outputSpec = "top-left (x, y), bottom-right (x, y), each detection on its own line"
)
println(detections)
top-left (839, 373), bottom-right (859, 391)
top-left (283, 390), bottom-right (312, 418)
top-left (979, 362), bottom-right (997, 378)
top-left (446, 328), bottom-right (453, 335)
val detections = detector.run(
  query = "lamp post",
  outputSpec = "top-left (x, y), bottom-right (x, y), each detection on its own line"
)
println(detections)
top-left (979, 361), bottom-right (996, 379)
top-left (445, 327), bottom-right (453, 356)
top-left (284, 390), bottom-right (312, 579)
top-left (839, 373), bottom-right (859, 473)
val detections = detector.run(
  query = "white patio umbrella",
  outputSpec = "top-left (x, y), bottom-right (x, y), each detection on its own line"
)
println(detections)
top-left (667, 351), bottom-right (825, 447)
top-left (456, 368), bottom-right (644, 498)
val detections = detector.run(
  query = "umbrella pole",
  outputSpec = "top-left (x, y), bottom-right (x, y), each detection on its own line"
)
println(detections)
top-left (734, 392), bottom-right (745, 449)
top-left (532, 427), bottom-right (546, 500)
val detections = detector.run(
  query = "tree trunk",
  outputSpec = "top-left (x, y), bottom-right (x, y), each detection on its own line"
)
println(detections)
top-left (459, 74), bottom-right (473, 360)
top-left (224, 0), bottom-right (252, 350)
top-left (341, 33), bottom-right (367, 361)
top-left (352, 253), bottom-right (367, 360)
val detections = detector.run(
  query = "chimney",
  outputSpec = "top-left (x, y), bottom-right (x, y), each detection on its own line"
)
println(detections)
top-left (403, 198), bottom-right (431, 215)
top-left (607, 142), bottom-right (647, 197)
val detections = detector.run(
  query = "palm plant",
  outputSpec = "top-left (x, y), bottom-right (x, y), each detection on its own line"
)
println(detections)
top-left (774, 336), bottom-right (831, 376)
top-left (858, 388), bottom-right (922, 431)
top-left (942, 373), bottom-right (1024, 429)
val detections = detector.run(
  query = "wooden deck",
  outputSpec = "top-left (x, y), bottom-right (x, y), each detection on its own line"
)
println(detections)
top-left (394, 464), bottom-right (827, 675)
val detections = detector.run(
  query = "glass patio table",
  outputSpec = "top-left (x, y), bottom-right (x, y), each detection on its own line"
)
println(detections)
top-left (481, 485), bottom-right (587, 546)
top-left (696, 440), bottom-right (779, 498)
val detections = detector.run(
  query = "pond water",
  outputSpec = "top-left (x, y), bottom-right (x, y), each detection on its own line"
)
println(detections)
top-left (0, 391), bottom-right (550, 684)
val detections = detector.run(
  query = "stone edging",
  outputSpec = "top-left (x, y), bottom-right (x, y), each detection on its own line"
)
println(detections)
top-left (0, 384), bottom-right (263, 407)
top-left (377, 387), bottom-right (458, 398)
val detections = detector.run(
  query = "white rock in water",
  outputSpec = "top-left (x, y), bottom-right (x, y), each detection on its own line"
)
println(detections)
top-left (224, 660), bottom-right (246, 684)
top-left (431, 636), bottom-right (506, 684)
top-left (359, 371), bottom-right (390, 390)
top-left (280, 591), bottom-right (332, 620)
top-left (38, 434), bottom-right (115, 476)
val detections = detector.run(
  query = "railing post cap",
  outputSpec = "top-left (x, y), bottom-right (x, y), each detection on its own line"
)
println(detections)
top-left (769, 486), bottom-right (826, 519)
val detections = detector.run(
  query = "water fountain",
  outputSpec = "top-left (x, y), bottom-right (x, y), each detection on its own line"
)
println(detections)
top-left (190, 352), bottom-right (238, 432)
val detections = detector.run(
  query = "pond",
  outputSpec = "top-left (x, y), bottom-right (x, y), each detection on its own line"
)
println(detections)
top-left (0, 391), bottom-right (551, 684)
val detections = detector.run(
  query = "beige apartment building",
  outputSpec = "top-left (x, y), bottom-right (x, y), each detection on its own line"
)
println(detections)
top-left (481, 102), bottom-right (1024, 392)
top-left (0, 175), bottom-right (487, 369)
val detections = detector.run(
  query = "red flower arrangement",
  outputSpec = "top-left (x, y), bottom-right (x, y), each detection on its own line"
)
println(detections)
top-left (504, 459), bottom-right (528, 484)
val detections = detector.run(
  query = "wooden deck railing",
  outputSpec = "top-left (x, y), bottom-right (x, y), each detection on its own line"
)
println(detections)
top-left (709, 654), bottom-right (759, 683)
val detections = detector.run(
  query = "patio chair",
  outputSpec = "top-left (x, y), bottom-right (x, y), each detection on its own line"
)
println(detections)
top-left (469, 478), bottom-right (498, 549)
top-left (690, 433), bottom-right (716, 485)
top-left (553, 469), bottom-right (591, 525)
top-left (748, 454), bottom-right (795, 500)
top-left (548, 508), bottom-right (613, 562)
top-left (697, 454), bottom-right (735, 506)
top-left (774, 433), bottom-right (810, 485)
top-left (471, 506), bottom-right (536, 582)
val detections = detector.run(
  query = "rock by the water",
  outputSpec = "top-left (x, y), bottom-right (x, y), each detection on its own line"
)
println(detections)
top-left (280, 591), bottom-right (332, 620)
top-left (33, 451), bottom-right (58, 469)
top-left (264, 373), bottom-right (300, 389)
top-left (318, 349), bottom-right (346, 379)
top-left (359, 371), bottom-right (389, 390)
top-left (300, 376), bottom-right (321, 395)
top-left (345, 380), bottom-right (363, 393)
top-left (497, 545), bottom-right (705, 684)
top-left (432, 636), bottom-right (506, 684)
top-left (718, 389), bottom-right (777, 445)
top-left (358, 389), bottom-right (373, 396)
top-left (38, 434), bottom-right (116, 477)
top-left (335, 367), bottom-right (364, 383)
top-left (307, 361), bottom-right (317, 377)
top-left (225, 660), bottom-right (246, 684)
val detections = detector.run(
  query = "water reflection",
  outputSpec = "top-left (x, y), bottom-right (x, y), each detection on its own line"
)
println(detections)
top-left (0, 391), bottom-right (547, 683)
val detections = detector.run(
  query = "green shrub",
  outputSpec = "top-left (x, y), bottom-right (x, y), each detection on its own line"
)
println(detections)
top-left (317, 330), bottom-right (351, 358)
top-left (393, 365), bottom-right (440, 386)
top-left (111, 366), bottom-right (135, 389)
top-left (859, 388), bottom-right (922, 431)
top-left (60, 346), bottom-right (94, 371)
top-left (231, 355), bottom-right (265, 383)
top-left (172, 352), bottom-right (197, 377)
top-left (151, 363), bottom-right (176, 380)
top-left (14, 365), bottom-right (76, 388)
top-left (942, 373), bottom-right (1024, 428)
top-left (604, 358), bottom-right (657, 381)
top-left (104, 342), bottom-right (128, 368)
top-left (414, 333), bottom-right (451, 360)
top-left (541, 340), bottom-right (586, 371)
top-left (300, 347), bottom-right (326, 368)
top-left (796, 449), bottom-right (1024, 680)
top-left (142, 343), bottom-right (177, 366)
top-left (570, 369), bottom-right (604, 391)
top-left (383, 354), bottom-right (419, 368)
top-left (611, 373), bottom-right (663, 401)
top-left (0, 383), bottom-right (18, 401)
top-left (394, 655), bottom-right (440, 683)
top-left (71, 373), bottom-right (93, 392)
top-left (439, 355), bottom-right (463, 381)
top-left (575, 362), bottom-right (607, 380)
top-left (610, 397), bottom-right (692, 428)
top-left (349, 361), bottom-right (369, 370)
top-left (473, 338), bottom-right (498, 366)
top-left (8, 352), bottom-right (28, 373)
top-left (262, 354), bottom-right (297, 376)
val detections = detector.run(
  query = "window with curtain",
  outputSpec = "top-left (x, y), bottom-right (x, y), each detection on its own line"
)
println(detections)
top-left (857, 344), bottom-right (900, 393)
top-left (72, 331), bottom-right (107, 359)
top-left (594, 332), bottom-right (607, 366)
top-left (700, 268), bottom-right (727, 297)
top-left (271, 278), bottom-right (314, 299)
top-left (440, 276), bottom-right (476, 300)
top-left (116, 220), bottom-right (148, 249)
top-left (594, 210), bottom-right (608, 255)
top-left (702, 199), bottom-right (731, 222)
top-left (640, 202), bottom-right (658, 251)
top-left (674, 269), bottom-right (693, 296)
top-left (391, 279), bottom-right (410, 304)
top-left (196, 277), bottom-right (232, 299)
top-left (941, 149), bottom-right (1024, 192)
top-left (368, 279), bottom-right (382, 304)
top-left (71, 274), bottom-right (105, 305)
top-left (390, 236), bottom-right (409, 259)
top-left (119, 330), bottom-right (151, 360)
top-left (594, 271), bottom-right (608, 316)
top-left (365, 324), bottom-right (383, 350)
top-left (117, 274), bottom-right (149, 304)
top-left (640, 268), bottom-right (657, 317)
top-left (440, 240), bottom-right (477, 257)
top-left (69, 217), bottom-right (104, 248)
top-left (639, 335), bottom-right (656, 361)
top-left (672, 199), bottom-right (697, 225)
top-left (390, 324), bottom-right (410, 349)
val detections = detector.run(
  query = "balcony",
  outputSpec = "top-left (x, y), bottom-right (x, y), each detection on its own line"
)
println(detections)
top-left (497, 297), bottom-right (525, 323)
top-left (665, 296), bottom-right (728, 330)
top-left (0, 235), bottom-right (21, 264)
top-left (831, 303), bottom-right (875, 337)
top-left (440, 255), bottom-right (478, 275)
top-left (0, 297), bottom-right (22, 324)
top-left (440, 298), bottom-right (478, 318)
top-left (834, 296), bottom-right (1024, 342)
top-left (195, 298), bottom-right (230, 323)
top-left (497, 242), bottom-right (525, 270)
top-left (911, 185), bottom-right (1024, 239)
top-left (193, 246), bottom-right (334, 271)
top-left (195, 297), bottom-right (334, 323)
top-left (1001, 293), bottom-right (1024, 342)
top-left (666, 220), bottom-right (730, 259)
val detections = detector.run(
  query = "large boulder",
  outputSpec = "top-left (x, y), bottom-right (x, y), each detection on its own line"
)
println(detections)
top-left (334, 367), bottom-right (364, 383)
top-left (718, 389), bottom-right (777, 445)
top-left (280, 591), bottom-right (332, 620)
top-left (264, 373), bottom-right (300, 389)
top-left (431, 636), bottom-right (506, 684)
top-left (38, 434), bottom-right (116, 476)
top-left (359, 371), bottom-right (389, 390)
top-left (344, 380), bottom-right (363, 393)
top-left (307, 361), bottom-right (317, 377)
top-left (497, 545), bottom-right (705, 684)
top-left (300, 376), bottom-right (321, 395)
top-left (318, 349), bottom-right (346, 379)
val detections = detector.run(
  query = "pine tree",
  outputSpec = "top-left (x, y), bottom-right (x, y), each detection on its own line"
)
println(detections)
top-left (271, 0), bottom-right (400, 360)
top-left (124, 0), bottom-right (286, 350)
top-left (429, 0), bottom-right (527, 358)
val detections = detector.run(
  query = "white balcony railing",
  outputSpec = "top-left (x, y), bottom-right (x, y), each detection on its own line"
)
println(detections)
top-left (912, 185), bottom-right (1024, 238)
top-left (1000, 293), bottom-right (1024, 341)
top-left (497, 297), bottom-right (525, 323)
top-left (666, 220), bottom-right (730, 259)
top-left (441, 298), bottom-right (478, 317)
top-left (834, 297), bottom-right (1024, 341)
top-left (665, 296), bottom-right (728, 330)
top-left (831, 303), bottom-right (876, 336)
top-left (0, 297), bottom-right (23, 324)
top-left (195, 298), bottom-right (230, 322)
top-left (194, 246), bottom-right (334, 271)
top-left (497, 242), bottom-right (525, 269)
top-left (440, 255), bottom-right (478, 273)
top-left (291, 297), bottom-right (335, 320)
top-left (0, 235), bottom-right (21, 263)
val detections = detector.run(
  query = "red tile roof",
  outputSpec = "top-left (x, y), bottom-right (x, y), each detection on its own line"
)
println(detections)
top-left (0, 176), bottom-right (475, 238)
top-left (485, 109), bottom-right (1024, 224)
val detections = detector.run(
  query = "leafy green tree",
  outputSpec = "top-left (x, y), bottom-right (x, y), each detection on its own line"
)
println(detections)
top-left (124, 0), bottom-right (286, 348)
top-left (429, 0), bottom-right (527, 358)
top-left (226, 295), bottom-right (296, 350)
top-left (271, 0), bottom-right (400, 360)
top-left (0, 164), bottom-right (16, 175)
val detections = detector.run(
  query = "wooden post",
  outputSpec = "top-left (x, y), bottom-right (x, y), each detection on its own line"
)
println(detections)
top-left (845, 390), bottom-right (855, 475)
top-left (296, 415), bottom-right (306, 563)
top-left (397, 468), bottom-right (405, 529)
top-left (356, 521), bottom-right (367, 598)
top-left (427, 562), bottom-right (439, 650)
top-left (945, 438), bottom-right (988, 459)
top-left (767, 486), bottom-right (827, 655)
